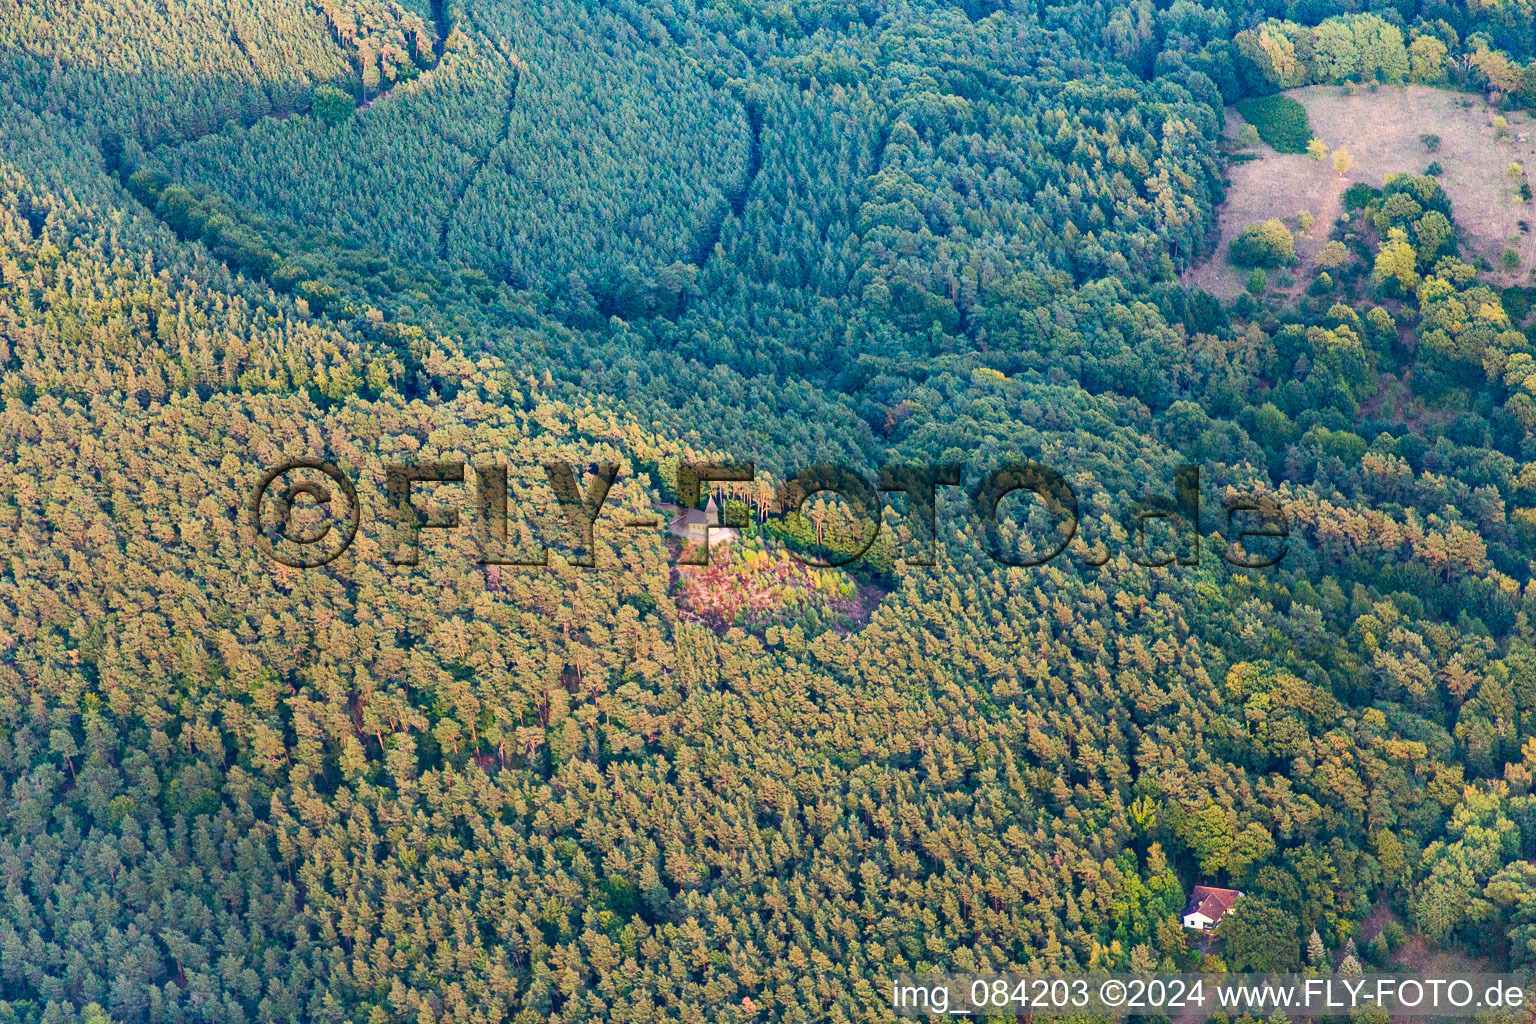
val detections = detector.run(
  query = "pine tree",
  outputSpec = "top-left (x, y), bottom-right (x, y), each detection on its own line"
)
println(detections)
top-left (1307, 928), bottom-right (1329, 971)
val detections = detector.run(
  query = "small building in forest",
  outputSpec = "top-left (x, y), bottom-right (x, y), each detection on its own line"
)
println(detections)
top-left (669, 496), bottom-right (738, 547)
top-left (1182, 885), bottom-right (1242, 930)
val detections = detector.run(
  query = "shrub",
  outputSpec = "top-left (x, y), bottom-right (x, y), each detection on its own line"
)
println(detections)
top-left (1248, 267), bottom-right (1267, 293)
top-left (1420, 132), bottom-right (1441, 153)
top-left (1425, 161), bottom-right (1443, 177)
top-left (1342, 182), bottom-right (1379, 210)
top-left (1503, 285), bottom-right (1535, 322)
top-left (1230, 219), bottom-right (1296, 268)
top-left (1235, 95), bottom-right (1313, 153)
top-left (311, 84), bottom-right (355, 126)
top-left (1316, 240), bottom-right (1350, 270)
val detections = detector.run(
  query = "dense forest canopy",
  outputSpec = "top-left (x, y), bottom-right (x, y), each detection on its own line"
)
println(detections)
top-left (7, 0), bottom-right (1536, 1022)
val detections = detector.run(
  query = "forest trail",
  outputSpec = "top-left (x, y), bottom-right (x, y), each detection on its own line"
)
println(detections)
top-left (438, 42), bottom-right (521, 263)
top-left (106, 0), bottom-right (459, 161)
top-left (571, 4), bottom-right (760, 273)
top-left (96, 0), bottom-right (547, 309)
top-left (229, 25), bottom-right (261, 79)
top-left (690, 96), bottom-right (763, 267)
top-left (228, 23), bottom-right (283, 118)
top-left (731, 101), bottom-right (763, 219)
top-left (106, 0), bottom-right (466, 274)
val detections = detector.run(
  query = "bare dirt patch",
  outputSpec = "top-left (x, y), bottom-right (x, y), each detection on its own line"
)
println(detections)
top-left (1185, 84), bottom-right (1536, 298)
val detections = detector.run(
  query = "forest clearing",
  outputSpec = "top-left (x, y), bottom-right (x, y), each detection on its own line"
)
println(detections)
top-left (1187, 85), bottom-right (1536, 297)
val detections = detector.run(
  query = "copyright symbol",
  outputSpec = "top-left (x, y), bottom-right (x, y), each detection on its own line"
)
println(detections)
top-left (248, 458), bottom-right (360, 568)
top-left (1101, 980), bottom-right (1127, 1007)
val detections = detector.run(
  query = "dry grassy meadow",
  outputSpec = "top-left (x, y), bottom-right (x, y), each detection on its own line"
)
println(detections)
top-left (1186, 84), bottom-right (1536, 298)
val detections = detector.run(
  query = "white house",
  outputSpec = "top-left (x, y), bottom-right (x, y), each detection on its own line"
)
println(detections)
top-left (1182, 885), bottom-right (1242, 930)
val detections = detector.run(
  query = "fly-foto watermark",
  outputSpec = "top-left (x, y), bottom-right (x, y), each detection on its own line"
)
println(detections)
top-left (248, 458), bottom-right (1289, 571)
top-left (890, 973), bottom-right (1530, 1019)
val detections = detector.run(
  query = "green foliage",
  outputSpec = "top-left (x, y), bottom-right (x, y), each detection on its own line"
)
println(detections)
top-left (1231, 219), bottom-right (1297, 267)
top-left (0, 0), bottom-right (429, 145)
top-left (1503, 285), bottom-right (1536, 322)
top-left (156, 0), bottom-right (750, 299)
top-left (1343, 182), bottom-right (1381, 210)
top-left (8, 2), bottom-right (1536, 1021)
top-left (1234, 14), bottom-right (1407, 92)
top-left (1312, 14), bottom-right (1410, 83)
top-left (1235, 94), bottom-right (1313, 153)
top-left (1221, 899), bottom-right (1302, 970)
top-left (311, 83), bottom-right (354, 125)
top-left (1411, 36), bottom-right (1448, 83)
